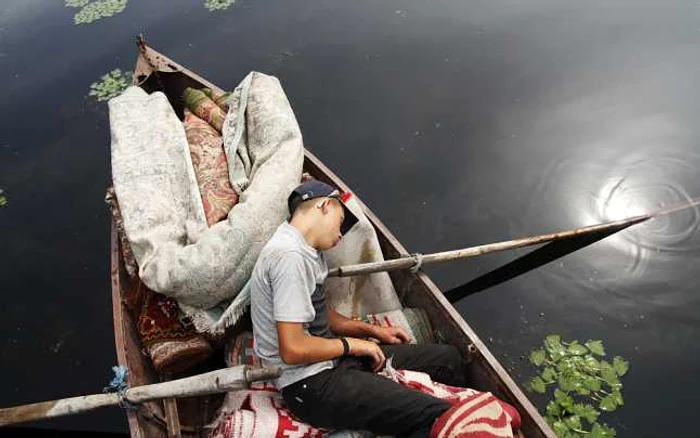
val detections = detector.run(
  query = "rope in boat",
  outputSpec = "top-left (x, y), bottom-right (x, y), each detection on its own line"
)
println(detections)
top-left (103, 365), bottom-right (139, 411)
top-left (410, 253), bottom-right (424, 273)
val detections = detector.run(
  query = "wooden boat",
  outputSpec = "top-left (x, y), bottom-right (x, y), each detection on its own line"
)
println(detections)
top-left (110, 38), bottom-right (556, 438)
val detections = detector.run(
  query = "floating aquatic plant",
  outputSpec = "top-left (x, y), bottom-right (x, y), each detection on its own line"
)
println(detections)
top-left (66, 0), bottom-right (128, 25)
top-left (89, 69), bottom-right (132, 102)
top-left (203, 0), bottom-right (235, 11)
top-left (65, 0), bottom-right (89, 7)
top-left (526, 335), bottom-right (628, 438)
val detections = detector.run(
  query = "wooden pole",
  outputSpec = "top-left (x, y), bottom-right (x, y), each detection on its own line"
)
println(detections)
top-left (328, 197), bottom-right (700, 278)
top-left (0, 365), bottom-right (280, 427)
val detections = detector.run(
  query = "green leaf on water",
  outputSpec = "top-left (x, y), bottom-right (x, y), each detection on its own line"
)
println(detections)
top-left (546, 400), bottom-right (561, 417)
top-left (564, 415), bottom-right (582, 430)
top-left (601, 366), bottom-right (620, 387)
top-left (65, 0), bottom-right (89, 7)
top-left (590, 422), bottom-right (617, 438)
top-left (525, 335), bottom-right (626, 438)
top-left (571, 403), bottom-right (599, 424)
top-left (558, 374), bottom-right (576, 392)
top-left (541, 366), bottom-right (556, 383)
top-left (568, 341), bottom-right (588, 356)
top-left (203, 0), bottom-right (235, 11)
top-left (585, 340), bottom-right (606, 356)
top-left (611, 389), bottom-right (624, 407)
top-left (583, 376), bottom-right (601, 391)
top-left (70, 0), bottom-right (128, 25)
top-left (530, 348), bottom-right (546, 366)
top-left (529, 376), bottom-right (546, 393)
top-left (584, 355), bottom-right (600, 370)
top-left (551, 420), bottom-right (570, 437)
top-left (613, 356), bottom-right (629, 376)
top-left (599, 395), bottom-right (617, 412)
top-left (89, 69), bottom-right (132, 101)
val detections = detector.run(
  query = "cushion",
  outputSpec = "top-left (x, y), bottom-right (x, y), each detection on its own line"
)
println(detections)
top-left (183, 108), bottom-right (239, 226)
top-left (183, 87), bottom-right (227, 133)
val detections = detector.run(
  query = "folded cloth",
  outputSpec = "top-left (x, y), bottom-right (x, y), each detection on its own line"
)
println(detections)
top-left (183, 87), bottom-right (227, 133)
top-left (379, 363), bottom-right (521, 438)
top-left (323, 193), bottom-right (402, 319)
top-left (429, 393), bottom-right (520, 438)
top-left (183, 108), bottom-right (239, 226)
top-left (109, 72), bottom-right (304, 335)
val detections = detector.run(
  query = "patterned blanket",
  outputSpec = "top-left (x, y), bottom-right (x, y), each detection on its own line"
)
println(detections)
top-left (211, 333), bottom-right (520, 438)
top-left (208, 363), bottom-right (519, 438)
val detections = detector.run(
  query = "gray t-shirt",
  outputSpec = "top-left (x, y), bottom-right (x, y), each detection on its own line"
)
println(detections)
top-left (250, 222), bottom-right (336, 389)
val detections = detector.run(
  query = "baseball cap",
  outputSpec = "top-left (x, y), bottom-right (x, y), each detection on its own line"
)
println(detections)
top-left (287, 180), bottom-right (359, 235)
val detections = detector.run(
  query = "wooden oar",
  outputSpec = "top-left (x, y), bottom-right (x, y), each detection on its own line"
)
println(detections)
top-left (328, 197), bottom-right (700, 278)
top-left (0, 365), bottom-right (280, 427)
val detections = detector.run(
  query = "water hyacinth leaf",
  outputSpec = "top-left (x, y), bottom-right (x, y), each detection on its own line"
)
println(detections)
top-left (611, 389), bottom-right (624, 406)
top-left (89, 69), bottom-right (132, 101)
top-left (529, 376), bottom-right (546, 393)
top-left (551, 420), bottom-right (570, 437)
top-left (530, 348), bottom-right (546, 366)
top-left (546, 334), bottom-right (562, 344)
top-left (571, 403), bottom-right (599, 424)
top-left (567, 341), bottom-right (588, 356)
top-left (203, 0), bottom-right (234, 11)
top-left (558, 374), bottom-right (576, 392)
top-left (564, 415), bottom-right (582, 430)
top-left (612, 356), bottom-right (629, 376)
top-left (590, 422), bottom-right (617, 438)
top-left (66, 0), bottom-right (89, 7)
top-left (599, 395), bottom-right (617, 412)
top-left (584, 355), bottom-right (600, 370)
top-left (583, 376), bottom-right (601, 391)
top-left (585, 340), bottom-right (606, 356)
top-left (546, 338), bottom-right (567, 361)
top-left (601, 367), bottom-right (619, 386)
top-left (541, 366), bottom-right (556, 382)
top-left (72, 0), bottom-right (128, 25)
top-left (526, 335), bottom-right (625, 437)
top-left (546, 400), bottom-right (561, 417)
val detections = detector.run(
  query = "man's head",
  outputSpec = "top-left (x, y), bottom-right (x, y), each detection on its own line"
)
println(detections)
top-left (287, 180), bottom-right (358, 250)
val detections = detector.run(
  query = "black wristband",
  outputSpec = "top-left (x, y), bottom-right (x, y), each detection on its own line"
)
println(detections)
top-left (340, 337), bottom-right (350, 356)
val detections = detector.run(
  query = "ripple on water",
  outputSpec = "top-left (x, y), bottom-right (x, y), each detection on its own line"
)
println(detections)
top-left (517, 149), bottom-right (700, 285)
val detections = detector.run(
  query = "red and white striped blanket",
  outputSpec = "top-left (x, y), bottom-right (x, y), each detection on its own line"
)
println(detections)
top-left (208, 363), bottom-right (520, 438)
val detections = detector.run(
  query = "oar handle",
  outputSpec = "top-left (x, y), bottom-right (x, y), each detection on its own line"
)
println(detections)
top-left (0, 365), bottom-right (281, 427)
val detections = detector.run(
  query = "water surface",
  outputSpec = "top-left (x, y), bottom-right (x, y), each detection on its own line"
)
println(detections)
top-left (1, 1), bottom-right (699, 435)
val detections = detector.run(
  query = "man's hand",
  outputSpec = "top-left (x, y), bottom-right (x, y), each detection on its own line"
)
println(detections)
top-left (370, 325), bottom-right (411, 345)
top-left (346, 338), bottom-right (387, 372)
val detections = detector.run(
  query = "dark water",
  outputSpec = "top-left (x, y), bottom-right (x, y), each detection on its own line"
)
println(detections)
top-left (1, 0), bottom-right (699, 435)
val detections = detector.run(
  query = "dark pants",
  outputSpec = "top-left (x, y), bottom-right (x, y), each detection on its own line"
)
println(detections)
top-left (281, 344), bottom-right (467, 437)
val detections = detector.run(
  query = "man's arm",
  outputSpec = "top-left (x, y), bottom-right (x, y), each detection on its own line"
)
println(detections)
top-left (329, 309), bottom-right (411, 344)
top-left (277, 321), bottom-right (386, 371)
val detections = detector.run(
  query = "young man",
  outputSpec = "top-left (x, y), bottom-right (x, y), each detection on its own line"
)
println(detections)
top-left (250, 180), bottom-right (466, 437)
